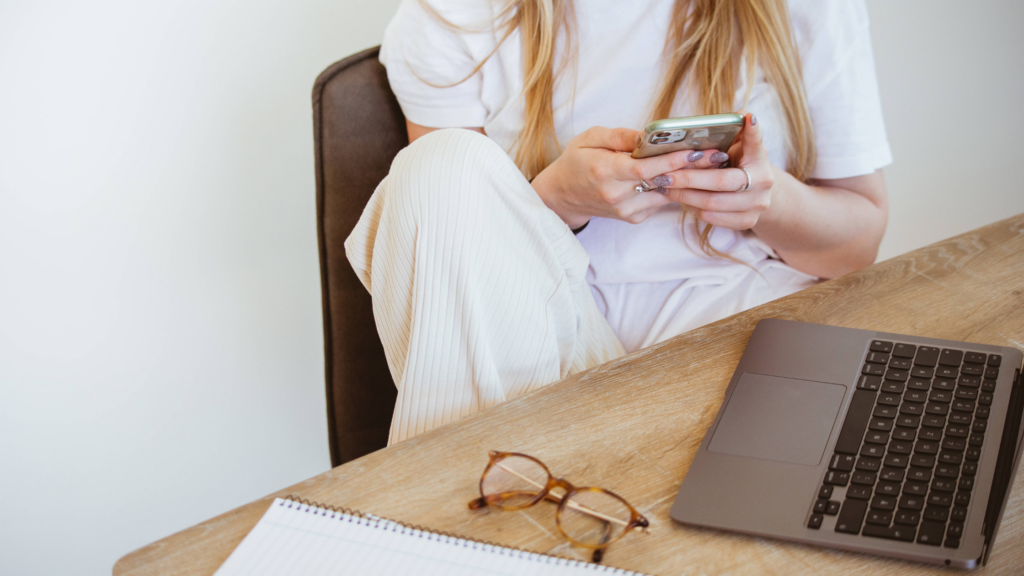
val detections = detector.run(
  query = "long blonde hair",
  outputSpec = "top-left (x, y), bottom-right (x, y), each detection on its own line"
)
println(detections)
top-left (421, 0), bottom-right (815, 251)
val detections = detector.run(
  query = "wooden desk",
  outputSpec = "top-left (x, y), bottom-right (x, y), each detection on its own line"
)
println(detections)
top-left (115, 215), bottom-right (1024, 575)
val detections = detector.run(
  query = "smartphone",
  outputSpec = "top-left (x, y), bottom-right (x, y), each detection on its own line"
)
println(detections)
top-left (631, 113), bottom-right (744, 159)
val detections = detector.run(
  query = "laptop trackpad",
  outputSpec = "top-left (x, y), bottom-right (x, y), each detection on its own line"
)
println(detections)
top-left (708, 373), bottom-right (846, 466)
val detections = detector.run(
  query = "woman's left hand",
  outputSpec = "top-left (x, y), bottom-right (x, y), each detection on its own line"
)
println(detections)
top-left (659, 113), bottom-right (776, 231)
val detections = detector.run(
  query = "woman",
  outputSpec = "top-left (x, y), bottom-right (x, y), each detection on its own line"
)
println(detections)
top-left (346, 0), bottom-right (891, 443)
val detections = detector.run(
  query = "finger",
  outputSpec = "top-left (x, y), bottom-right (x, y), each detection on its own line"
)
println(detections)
top-left (609, 148), bottom-right (701, 182)
top-left (669, 188), bottom-right (770, 213)
top-left (685, 149), bottom-right (731, 170)
top-left (736, 113), bottom-right (765, 166)
top-left (577, 126), bottom-right (641, 152)
top-left (690, 208), bottom-right (761, 231)
top-left (612, 188), bottom-right (674, 222)
top-left (657, 166), bottom-right (749, 192)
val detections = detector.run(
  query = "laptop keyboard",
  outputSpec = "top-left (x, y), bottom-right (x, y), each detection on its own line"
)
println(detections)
top-left (808, 340), bottom-right (1002, 549)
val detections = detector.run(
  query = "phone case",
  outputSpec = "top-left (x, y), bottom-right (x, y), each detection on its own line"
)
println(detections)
top-left (631, 113), bottom-right (744, 159)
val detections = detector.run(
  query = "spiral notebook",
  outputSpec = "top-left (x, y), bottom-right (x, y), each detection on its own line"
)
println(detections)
top-left (214, 496), bottom-right (650, 575)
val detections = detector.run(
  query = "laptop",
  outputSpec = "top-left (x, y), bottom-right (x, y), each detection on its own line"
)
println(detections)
top-left (671, 318), bottom-right (1024, 568)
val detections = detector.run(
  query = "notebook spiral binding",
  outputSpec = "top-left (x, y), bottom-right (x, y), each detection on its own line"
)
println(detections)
top-left (280, 495), bottom-right (646, 574)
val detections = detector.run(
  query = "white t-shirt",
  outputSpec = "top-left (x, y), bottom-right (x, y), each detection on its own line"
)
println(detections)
top-left (380, 0), bottom-right (892, 351)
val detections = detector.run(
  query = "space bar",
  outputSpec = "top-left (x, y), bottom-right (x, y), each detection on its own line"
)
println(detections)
top-left (834, 389), bottom-right (877, 454)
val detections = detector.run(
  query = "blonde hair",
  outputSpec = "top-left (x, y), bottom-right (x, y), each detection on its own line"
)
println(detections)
top-left (421, 0), bottom-right (815, 253)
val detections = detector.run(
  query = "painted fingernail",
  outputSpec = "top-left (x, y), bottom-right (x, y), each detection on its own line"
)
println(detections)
top-left (750, 114), bottom-right (757, 126)
top-left (710, 152), bottom-right (729, 164)
top-left (687, 151), bottom-right (705, 162)
top-left (652, 175), bottom-right (673, 187)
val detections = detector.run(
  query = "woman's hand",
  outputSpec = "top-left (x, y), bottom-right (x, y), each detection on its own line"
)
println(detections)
top-left (530, 127), bottom-right (719, 229)
top-left (659, 113), bottom-right (776, 231)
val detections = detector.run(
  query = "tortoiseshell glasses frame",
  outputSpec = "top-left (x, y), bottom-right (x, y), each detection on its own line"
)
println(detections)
top-left (468, 450), bottom-right (649, 563)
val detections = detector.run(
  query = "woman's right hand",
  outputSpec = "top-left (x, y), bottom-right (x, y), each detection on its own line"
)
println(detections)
top-left (530, 127), bottom-right (722, 229)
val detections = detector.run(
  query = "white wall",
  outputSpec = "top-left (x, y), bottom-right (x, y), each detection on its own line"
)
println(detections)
top-left (0, 1), bottom-right (1021, 575)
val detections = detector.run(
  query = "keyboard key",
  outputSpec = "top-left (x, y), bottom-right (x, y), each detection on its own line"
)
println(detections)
top-left (904, 390), bottom-right (928, 403)
top-left (938, 451), bottom-right (963, 465)
top-left (861, 444), bottom-right (885, 458)
top-left (896, 415), bottom-right (921, 428)
top-left (923, 506), bottom-right (950, 523)
top-left (923, 416), bottom-right (946, 430)
top-left (911, 366), bottom-right (934, 379)
top-left (942, 437), bottom-right (967, 451)
top-left (876, 481), bottom-right (902, 495)
top-left (931, 478), bottom-right (957, 493)
top-left (919, 427), bottom-right (943, 441)
top-left (819, 485), bottom-right (834, 499)
top-left (950, 506), bottom-right (967, 522)
top-left (899, 494), bottom-right (925, 510)
top-left (964, 352), bottom-right (986, 364)
top-left (889, 357), bottom-right (912, 370)
top-left (918, 520), bottom-right (946, 544)
top-left (963, 462), bottom-right (978, 476)
top-left (946, 424), bottom-right (969, 437)
top-left (907, 378), bottom-right (931, 391)
top-left (933, 378), bottom-right (957, 391)
top-left (937, 366), bottom-right (959, 379)
top-left (972, 420), bottom-right (987, 433)
top-left (911, 454), bottom-right (936, 468)
top-left (865, 431), bottom-right (890, 444)
top-left (895, 510), bottom-right (921, 525)
top-left (852, 470), bottom-right (877, 485)
top-left (857, 375), bottom-right (882, 391)
top-left (929, 390), bottom-right (952, 403)
top-left (962, 364), bottom-right (984, 376)
top-left (907, 467), bottom-right (932, 482)
top-left (958, 375), bottom-right (981, 389)
top-left (885, 369), bottom-right (909, 382)
top-left (835, 499), bottom-right (868, 534)
top-left (808, 513), bottom-right (823, 529)
top-left (940, 349), bottom-right (964, 367)
top-left (830, 453), bottom-right (857, 471)
top-left (959, 477), bottom-right (975, 491)
top-left (866, 510), bottom-right (892, 525)
top-left (880, 468), bottom-right (905, 483)
top-left (878, 393), bottom-right (901, 406)
top-left (952, 399), bottom-right (975, 413)
top-left (871, 495), bottom-right (897, 511)
top-left (826, 500), bottom-right (841, 515)
top-left (888, 439), bottom-right (913, 454)
top-left (982, 379), bottom-right (997, 393)
top-left (915, 441), bottom-right (939, 455)
top-left (915, 346), bottom-right (940, 367)
top-left (869, 418), bottom-right (893, 432)
top-left (955, 388), bottom-right (979, 400)
top-left (955, 491), bottom-right (971, 507)
top-left (893, 343), bottom-right (917, 358)
top-left (867, 352), bottom-right (890, 364)
top-left (900, 403), bottom-right (924, 416)
top-left (979, 392), bottom-right (993, 407)
top-left (935, 464), bottom-right (960, 478)
top-left (946, 522), bottom-right (964, 539)
top-left (903, 481), bottom-right (929, 496)
top-left (976, 406), bottom-right (991, 419)
top-left (969, 433), bottom-right (985, 447)
top-left (814, 499), bottom-right (828, 513)
top-left (950, 412), bottom-right (973, 425)
top-left (881, 380), bottom-right (906, 394)
top-left (987, 354), bottom-right (1001, 367)
top-left (825, 470), bottom-right (850, 486)
top-left (870, 340), bottom-right (894, 353)
top-left (925, 403), bottom-right (949, 416)
top-left (883, 454), bottom-right (909, 469)
top-left (835, 389), bottom-right (878, 454)
top-left (863, 524), bottom-right (916, 542)
top-left (848, 485), bottom-right (872, 499)
top-left (927, 493), bottom-right (952, 507)
top-left (856, 457), bottom-right (881, 472)
top-left (984, 367), bottom-right (999, 380)
top-left (874, 405), bottom-right (898, 419)
top-left (891, 427), bottom-right (916, 442)
top-left (863, 363), bottom-right (885, 376)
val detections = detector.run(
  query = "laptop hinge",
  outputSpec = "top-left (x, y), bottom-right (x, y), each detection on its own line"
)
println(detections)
top-left (981, 366), bottom-right (1024, 565)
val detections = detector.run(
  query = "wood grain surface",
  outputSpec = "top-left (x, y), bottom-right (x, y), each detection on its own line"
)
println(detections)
top-left (114, 214), bottom-right (1024, 576)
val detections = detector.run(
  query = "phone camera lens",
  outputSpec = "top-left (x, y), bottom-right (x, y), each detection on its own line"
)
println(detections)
top-left (652, 137), bottom-right (669, 144)
top-left (654, 132), bottom-right (671, 138)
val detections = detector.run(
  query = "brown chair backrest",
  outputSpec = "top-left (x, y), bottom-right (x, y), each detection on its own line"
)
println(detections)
top-left (313, 46), bottom-right (405, 467)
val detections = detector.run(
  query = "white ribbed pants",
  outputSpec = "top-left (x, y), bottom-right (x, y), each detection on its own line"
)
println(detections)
top-left (345, 129), bottom-right (625, 444)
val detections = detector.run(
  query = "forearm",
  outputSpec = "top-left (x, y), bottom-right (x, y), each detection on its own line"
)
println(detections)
top-left (752, 167), bottom-right (888, 279)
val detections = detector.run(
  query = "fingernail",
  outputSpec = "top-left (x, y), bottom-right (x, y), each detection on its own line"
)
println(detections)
top-left (655, 187), bottom-right (669, 195)
top-left (710, 152), bottom-right (729, 164)
top-left (750, 114), bottom-right (757, 126)
top-left (652, 175), bottom-right (673, 187)
top-left (687, 151), bottom-right (705, 162)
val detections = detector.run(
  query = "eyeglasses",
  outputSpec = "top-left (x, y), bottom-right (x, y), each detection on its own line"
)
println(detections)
top-left (468, 450), bottom-right (649, 563)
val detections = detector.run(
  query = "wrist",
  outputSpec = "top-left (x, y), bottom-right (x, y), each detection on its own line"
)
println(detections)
top-left (752, 165), bottom-right (788, 234)
top-left (531, 168), bottom-right (591, 229)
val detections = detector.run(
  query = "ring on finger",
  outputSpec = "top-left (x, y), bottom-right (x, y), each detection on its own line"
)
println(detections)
top-left (736, 167), bottom-right (751, 192)
top-left (637, 179), bottom-right (654, 193)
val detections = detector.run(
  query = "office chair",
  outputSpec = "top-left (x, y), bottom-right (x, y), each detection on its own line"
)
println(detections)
top-left (313, 46), bottom-right (405, 467)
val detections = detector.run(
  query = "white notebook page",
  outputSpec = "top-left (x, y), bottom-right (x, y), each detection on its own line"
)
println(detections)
top-left (215, 498), bottom-right (648, 576)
